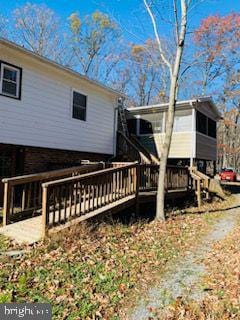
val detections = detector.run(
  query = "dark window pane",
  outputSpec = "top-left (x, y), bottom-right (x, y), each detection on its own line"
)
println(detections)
top-left (208, 118), bottom-right (216, 138)
top-left (127, 119), bottom-right (137, 135)
top-left (140, 119), bottom-right (153, 134)
top-left (2, 80), bottom-right (17, 96)
top-left (73, 106), bottom-right (86, 121)
top-left (3, 68), bottom-right (17, 82)
top-left (0, 156), bottom-right (11, 177)
top-left (73, 91), bottom-right (86, 107)
top-left (196, 111), bottom-right (207, 134)
top-left (72, 91), bottom-right (87, 121)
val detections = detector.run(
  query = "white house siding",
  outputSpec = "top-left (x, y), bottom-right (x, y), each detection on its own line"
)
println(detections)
top-left (139, 132), bottom-right (193, 159)
top-left (154, 132), bottom-right (193, 158)
top-left (136, 109), bottom-right (194, 159)
top-left (173, 109), bottom-right (192, 132)
top-left (196, 133), bottom-right (217, 160)
top-left (0, 45), bottom-right (117, 155)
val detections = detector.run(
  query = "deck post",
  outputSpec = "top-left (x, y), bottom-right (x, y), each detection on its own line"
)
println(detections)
top-left (41, 185), bottom-right (48, 239)
top-left (3, 181), bottom-right (11, 226)
top-left (197, 179), bottom-right (201, 208)
top-left (135, 163), bottom-right (140, 216)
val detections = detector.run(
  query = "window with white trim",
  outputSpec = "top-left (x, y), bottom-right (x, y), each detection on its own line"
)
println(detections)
top-left (0, 62), bottom-right (21, 99)
top-left (72, 91), bottom-right (87, 121)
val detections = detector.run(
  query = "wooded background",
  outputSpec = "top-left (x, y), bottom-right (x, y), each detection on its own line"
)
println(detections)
top-left (0, 2), bottom-right (239, 170)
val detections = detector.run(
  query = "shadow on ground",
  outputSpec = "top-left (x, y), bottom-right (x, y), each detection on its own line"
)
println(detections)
top-left (88, 194), bottom-right (197, 227)
top-left (88, 185), bottom-right (239, 228)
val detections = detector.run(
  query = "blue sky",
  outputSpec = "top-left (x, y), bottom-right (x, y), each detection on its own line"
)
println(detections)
top-left (1, 0), bottom-right (240, 43)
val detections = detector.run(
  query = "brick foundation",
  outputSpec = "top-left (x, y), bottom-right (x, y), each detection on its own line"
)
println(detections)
top-left (0, 143), bottom-right (111, 204)
top-left (23, 146), bottom-right (110, 174)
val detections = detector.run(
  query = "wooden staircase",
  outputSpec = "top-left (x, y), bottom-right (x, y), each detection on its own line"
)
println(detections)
top-left (189, 167), bottom-right (210, 207)
top-left (116, 100), bottom-right (160, 165)
top-left (116, 131), bottom-right (160, 164)
top-left (130, 134), bottom-right (160, 165)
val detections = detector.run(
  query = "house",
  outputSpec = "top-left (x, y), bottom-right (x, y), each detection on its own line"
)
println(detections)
top-left (0, 38), bottom-right (121, 202)
top-left (126, 98), bottom-right (221, 175)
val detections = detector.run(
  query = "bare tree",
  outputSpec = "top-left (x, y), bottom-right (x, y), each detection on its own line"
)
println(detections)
top-left (68, 11), bottom-right (122, 82)
top-left (0, 15), bottom-right (7, 37)
top-left (13, 3), bottom-right (68, 63)
top-left (144, 0), bottom-right (189, 220)
top-left (126, 40), bottom-right (168, 105)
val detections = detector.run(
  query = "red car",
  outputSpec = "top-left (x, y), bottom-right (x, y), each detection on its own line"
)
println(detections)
top-left (220, 168), bottom-right (236, 182)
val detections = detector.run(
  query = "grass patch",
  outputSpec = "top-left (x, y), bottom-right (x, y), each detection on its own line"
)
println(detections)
top-left (0, 234), bottom-right (8, 251)
top-left (0, 195), bottom-right (235, 319)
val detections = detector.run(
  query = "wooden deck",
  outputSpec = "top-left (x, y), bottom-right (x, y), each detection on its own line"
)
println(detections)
top-left (0, 163), bottom-right (192, 244)
top-left (0, 190), bottom-right (190, 244)
top-left (0, 216), bottom-right (42, 244)
top-left (0, 194), bottom-right (136, 244)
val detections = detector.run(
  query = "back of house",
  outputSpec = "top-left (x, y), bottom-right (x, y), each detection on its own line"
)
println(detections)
top-left (126, 98), bottom-right (221, 175)
top-left (0, 38), bottom-right (120, 203)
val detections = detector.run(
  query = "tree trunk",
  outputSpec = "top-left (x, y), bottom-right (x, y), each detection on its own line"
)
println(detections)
top-left (156, 73), bottom-right (179, 220)
top-left (155, 1), bottom-right (188, 220)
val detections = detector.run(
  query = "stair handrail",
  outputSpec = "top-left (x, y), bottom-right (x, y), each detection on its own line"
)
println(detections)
top-left (189, 166), bottom-right (210, 189)
top-left (130, 134), bottom-right (160, 165)
top-left (117, 131), bottom-right (151, 164)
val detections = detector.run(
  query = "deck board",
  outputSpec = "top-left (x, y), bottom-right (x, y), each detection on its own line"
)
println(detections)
top-left (0, 216), bottom-right (42, 244)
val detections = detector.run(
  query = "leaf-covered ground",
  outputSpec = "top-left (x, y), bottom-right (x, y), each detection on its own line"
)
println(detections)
top-left (0, 196), bottom-right (237, 319)
top-left (162, 213), bottom-right (240, 320)
top-left (131, 194), bottom-right (240, 320)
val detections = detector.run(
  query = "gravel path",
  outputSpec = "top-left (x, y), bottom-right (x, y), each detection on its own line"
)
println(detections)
top-left (129, 195), bottom-right (240, 320)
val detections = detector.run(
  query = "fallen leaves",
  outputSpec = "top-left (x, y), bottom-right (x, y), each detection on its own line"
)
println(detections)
top-left (0, 196), bottom-right (236, 319)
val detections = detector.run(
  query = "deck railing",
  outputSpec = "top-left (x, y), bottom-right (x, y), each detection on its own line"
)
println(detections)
top-left (2, 163), bottom-right (104, 225)
top-left (41, 163), bottom-right (138, 236)
top-left (139, 164), bottom-right (190, 191)
top-left (2, 161), bottom-right (192, 237)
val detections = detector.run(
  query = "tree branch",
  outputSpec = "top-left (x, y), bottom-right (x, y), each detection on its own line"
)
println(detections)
top-left (173, 0), bottom-right (179, 44)
top-left (143, 0), bottom-right (173, 74)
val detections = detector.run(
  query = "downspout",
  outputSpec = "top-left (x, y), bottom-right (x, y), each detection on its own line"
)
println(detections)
top-left (191, 102), bottom-right (196, 167)
top-left (113, 97), bottom-right (120, 157)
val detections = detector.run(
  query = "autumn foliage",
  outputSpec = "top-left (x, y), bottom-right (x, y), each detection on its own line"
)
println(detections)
top-left (194, 12), bottom-right (240, 62)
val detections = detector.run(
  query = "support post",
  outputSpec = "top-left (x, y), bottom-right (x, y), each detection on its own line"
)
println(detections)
top-left (41, 185), bottom-right (48, 239)
top-left (135, 163), bottom-right (140, 216)
top-left (3, 181), bottom-right (11, 226)
top-left (213, 160), bottom-right (217, 176)
top-left (197, 179), bottom-right (201, 208)
top-left (205, 187), bottom-right (210, 201)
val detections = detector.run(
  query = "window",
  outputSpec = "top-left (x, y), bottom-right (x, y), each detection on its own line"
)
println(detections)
top-left (0, 153), bottom-right (11, 177)
top-left (72, 91), bottom-right (87, 121)
top-left (140, 119), bottom-right (153, 134)
top-left (208, 118), bottom-right (216, 138)
top-left (196, 111), bottom-right (207, 134)
top-left (0, 62), bottom-right (22, 99)
top-left (173, 109), bottom-right (192, 132)
top-left (151, 119), bottom-right (163, 133)
top-left (196, 110), bottom-right (217, 139)
top-left (127, 118), bottom-right (137, 135)
top-left (140, 113), bottom-right (163, 134)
